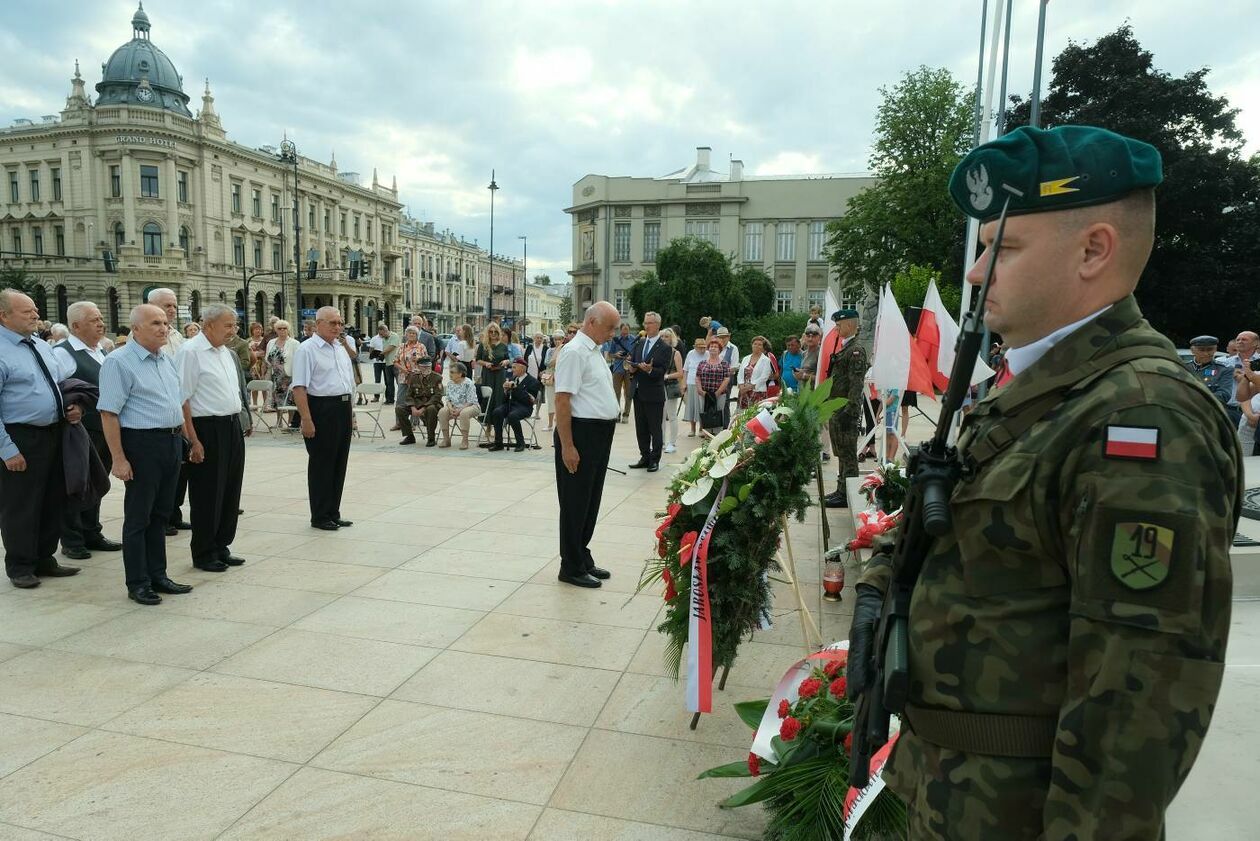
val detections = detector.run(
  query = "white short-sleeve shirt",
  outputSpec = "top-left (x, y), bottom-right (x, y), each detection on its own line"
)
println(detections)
top-left (554, 329), bottom-right (619, 420)
top-left (175, 332), bottom-right (244, 417)
top-left (291, 334), bottom-right (355, 397)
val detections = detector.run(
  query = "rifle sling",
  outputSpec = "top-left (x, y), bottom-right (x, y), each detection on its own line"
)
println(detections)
top-left (905, 703), bottom-right (1057, 758)
top-left (964, 346), bottom-right (1159, 472)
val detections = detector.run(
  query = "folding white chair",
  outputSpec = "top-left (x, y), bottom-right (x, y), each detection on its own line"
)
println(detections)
top-left (473, 385), bottom-right (495, 446)
top-left (245, 379), bottom-right (275, 433)
top-left (353, 382), bottom-right (388, 438)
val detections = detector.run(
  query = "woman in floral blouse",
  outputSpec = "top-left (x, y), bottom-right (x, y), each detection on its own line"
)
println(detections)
top-left (265, 320), bottom-right (301, 424)
top-left (438, 362), bottom-right (480, 449)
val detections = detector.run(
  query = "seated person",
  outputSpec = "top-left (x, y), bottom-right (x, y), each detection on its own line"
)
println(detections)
top-left (488, 356), bottom-right (539, 452)
top-left (396, 358), bottom-right (444, 446)
top-left (438, 362), bottom-right (480, 450)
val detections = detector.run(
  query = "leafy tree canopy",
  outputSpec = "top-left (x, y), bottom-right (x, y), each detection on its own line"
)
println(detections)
top-left (1006, 25), bottom-right (1260, 344)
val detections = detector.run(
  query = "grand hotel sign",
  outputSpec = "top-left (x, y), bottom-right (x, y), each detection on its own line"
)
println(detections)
top-left (115, 134), bottom-right (178, 149)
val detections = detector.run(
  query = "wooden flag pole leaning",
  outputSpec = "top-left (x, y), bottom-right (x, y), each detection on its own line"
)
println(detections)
top-left (780, 514), bottom-right (824, 653)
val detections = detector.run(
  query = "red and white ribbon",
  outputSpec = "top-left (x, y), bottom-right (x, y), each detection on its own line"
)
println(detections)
top-left (686, 478), bottom-right (728, 714)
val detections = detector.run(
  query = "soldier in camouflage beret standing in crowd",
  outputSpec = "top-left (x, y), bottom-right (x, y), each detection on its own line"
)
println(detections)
top-left (850, 124), bottom-right (1243, 839)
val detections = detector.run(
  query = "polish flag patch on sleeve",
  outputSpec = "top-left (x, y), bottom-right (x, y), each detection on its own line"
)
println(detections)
top-left (1103, 426), bottom-right (1160, 460)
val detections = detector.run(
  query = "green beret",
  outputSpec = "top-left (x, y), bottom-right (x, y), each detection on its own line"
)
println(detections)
top-left (832, 309), bottom-right (860, 322)
top-left (948, 125), bottom-right (1163, 221)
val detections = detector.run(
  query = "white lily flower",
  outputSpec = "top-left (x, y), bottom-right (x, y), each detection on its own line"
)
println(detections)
top-left (681, 476), bottom-right (714, 505)
top-left (708, 451), bottom-right (741, 478)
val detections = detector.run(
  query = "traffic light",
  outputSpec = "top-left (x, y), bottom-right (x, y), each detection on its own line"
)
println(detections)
top-left (102, 250), bottom-right (117, 273)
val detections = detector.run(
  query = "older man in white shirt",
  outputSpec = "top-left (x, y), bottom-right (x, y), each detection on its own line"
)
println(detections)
top-left (176, 303), bottom-right (249, 572)
top-left (553, 301), bottom-right (621, 588)
top-left (291, 306), bottom-right (357, 531)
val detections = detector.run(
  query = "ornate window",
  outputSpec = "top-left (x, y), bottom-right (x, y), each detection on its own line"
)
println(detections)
top-left (142, 222), bottom-right (162, 255)
top-left (140, 165), bottom-right (159, 198)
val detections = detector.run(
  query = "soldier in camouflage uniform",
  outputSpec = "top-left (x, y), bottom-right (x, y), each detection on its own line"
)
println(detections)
top-left (851, 125), bottom-right (1243, 839)
top-left (825, 309), bottom-right (867, 509)
top-left (395, 357), bottom-right (444, 446)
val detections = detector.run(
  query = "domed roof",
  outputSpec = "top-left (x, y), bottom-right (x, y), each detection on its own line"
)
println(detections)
top-left (95, 3), bottom-right (192, 117)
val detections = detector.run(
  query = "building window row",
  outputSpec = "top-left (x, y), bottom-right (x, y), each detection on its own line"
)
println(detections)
top-left (684, 219), bottom-right (719, 247)
top-left (3, 167), bottom-right (61, 204)
top-left (613, 222), bottom-right (631, 262)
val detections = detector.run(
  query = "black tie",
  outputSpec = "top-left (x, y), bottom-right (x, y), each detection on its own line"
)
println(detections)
top-left (22, 338), bottom-right (65, 420)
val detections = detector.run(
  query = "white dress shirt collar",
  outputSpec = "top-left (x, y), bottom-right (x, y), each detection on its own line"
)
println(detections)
top-left (67, 334), bottom-right (105, 362)
top-left (1004, 305), bottom-right (1112, 377)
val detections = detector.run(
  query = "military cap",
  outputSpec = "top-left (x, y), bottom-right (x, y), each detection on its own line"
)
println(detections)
top-left (832, 309), bottom-right (860, 322)
top-left (949, 125), bottom-right (1163, 221)
top-left (1189, 335), bottom-right (1218, 347)
top-left (416, 356), bottom-right (433, 366)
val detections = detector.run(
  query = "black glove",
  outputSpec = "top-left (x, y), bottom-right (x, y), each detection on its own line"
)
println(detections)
top-left (846, 583), bottom-right (884, 702)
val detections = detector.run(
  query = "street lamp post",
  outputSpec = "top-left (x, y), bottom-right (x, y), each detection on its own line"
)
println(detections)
top-left (517, 234), bottom-right (527, 328)
top-left (279, 140), bottom-right (301, 324)
top-left (487, 170), bottom-right (498, 329)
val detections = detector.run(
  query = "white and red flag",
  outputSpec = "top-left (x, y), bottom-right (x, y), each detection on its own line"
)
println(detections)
top-left (920, 279), bottom-right (995, 390)
top-left (816, 288), bottom-right (842, 387)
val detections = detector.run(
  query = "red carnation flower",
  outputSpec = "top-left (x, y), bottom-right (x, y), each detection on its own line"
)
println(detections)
top-left (830, 677), bottom-right (847, 699)
top-left (798, 677), bottom-right (823, 699)
top-left (777, 698), bottom-right (790, 719)
top-left (780, 716), bottom-right (802, 741)
top-left (823, 659), bottom-right (843, 678)
top-left (844, 732), bottom-right (854, 753)
top-left (747, 752), bottom-right (761, 777)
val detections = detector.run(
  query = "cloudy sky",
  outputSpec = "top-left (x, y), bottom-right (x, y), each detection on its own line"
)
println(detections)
top-left (2, 0), bottom-right (1256, 279)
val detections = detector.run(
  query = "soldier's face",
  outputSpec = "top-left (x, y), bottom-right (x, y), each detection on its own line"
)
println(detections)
top-left (968, 213), bottom-right (1077, 347)
top-left (1191, 345), bottom-right (1216, 365)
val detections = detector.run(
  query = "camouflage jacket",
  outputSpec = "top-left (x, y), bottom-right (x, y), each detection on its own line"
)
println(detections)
top-left (828, 337), bottom-right (867, 418)
top-left (861, 295), bottom-right (1242, 839)
top-left (399, 372), bottom-right (443, 410)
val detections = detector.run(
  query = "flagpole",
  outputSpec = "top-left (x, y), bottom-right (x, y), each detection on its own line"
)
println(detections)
top-left (1029, 0), bottom-right (1050, 128)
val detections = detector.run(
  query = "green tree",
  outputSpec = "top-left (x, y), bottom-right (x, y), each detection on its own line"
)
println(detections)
top-left (0, 264), bottom-right (35, 295)
top-left (558, 294), bottom-right (575, 327)
top-left (1005, 25), bottom-right (1260, 344)
top-left (533, 273), bottom-right (551, 285)
top-left (733, 264), bottom-right (775, 318)
top-left (890, 264), bottom-right (960, 317)
top-left (825, 66), bottom-right (975, 318)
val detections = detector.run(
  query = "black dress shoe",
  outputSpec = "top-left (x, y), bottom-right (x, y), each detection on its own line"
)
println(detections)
top-left (488, 444), bottom-right (505, 452)
top-left (61, 546), bottom-right (92, 561)
top-left (558, 571), bottom-right (602, 588)
top-left (39, 563), bottom-right (81, 577)
top-left (193, 559), bottom-right (229, 572)
top-left (587, 566), bottom-right (611, 580)
top-left (165, 526), bottom-right (178, 537)
top-left (128, 586), bottom-right (162, 606)
top-left (218, 554), bottom-right (246, 567)
top-left (85, 537), bottom-right (123, 552)
top-left (628, 460), bottom-right (649, 469)
top-left (334, 519), bottom-right (353, 528)
top-left (646, 463), bottom-right (660, 473)
top-left (10, 574), bottom-right (40, 589)
top-left (824, 495), bottom-right (849, 509)
top-left (151, 577), bottom-right (193, 594)
top-left (399, 436), bottom-right (416, 446)
top-left (513, 444), bottom-right (526, 452)
top-left (171, 520), bottom-right (192, 531)
top-left (312, 520), bottom-right (340, 531)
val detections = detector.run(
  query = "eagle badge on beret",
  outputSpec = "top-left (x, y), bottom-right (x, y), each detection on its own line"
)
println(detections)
top-left (966, 164), bottom-right (993, 211)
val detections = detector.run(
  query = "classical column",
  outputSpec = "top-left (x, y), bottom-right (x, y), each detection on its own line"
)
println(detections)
top-left (164, 153), bottom-right (180, 257)
top-left (120, 151), bottom-right (136, 250)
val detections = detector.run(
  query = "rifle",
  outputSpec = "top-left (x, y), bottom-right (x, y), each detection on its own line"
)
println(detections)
top-left (849, 188), bottom-right (1019, 788)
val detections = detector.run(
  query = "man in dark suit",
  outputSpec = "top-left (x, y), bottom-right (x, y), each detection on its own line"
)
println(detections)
top-left (628, 311), bottom-right (672, 472)
top-left (488, 356), bottom-right (539, 452)
top-left (54, 301), bottom-right (123, 560)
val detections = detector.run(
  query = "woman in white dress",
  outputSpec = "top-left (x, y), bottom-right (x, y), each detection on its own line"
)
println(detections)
top-left (682, 337), bottom-right (707, 437)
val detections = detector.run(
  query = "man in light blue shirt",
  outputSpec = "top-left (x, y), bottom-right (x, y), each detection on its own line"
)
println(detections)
top-left (0, 289), bottom-right (82, 588)
top-left (99, 303), bottom-right (192, 605)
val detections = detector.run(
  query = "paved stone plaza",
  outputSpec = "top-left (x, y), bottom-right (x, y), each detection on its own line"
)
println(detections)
top-left (0, 413), bottom-right (1254, 839)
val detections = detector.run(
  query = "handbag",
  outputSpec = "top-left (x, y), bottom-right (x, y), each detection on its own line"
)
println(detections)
top-left (700, 394), bottom-right (724, 430)
top-left (766, 355), bottom-right (781, 398)
top-left (665, 352), bottom-right (681, 400)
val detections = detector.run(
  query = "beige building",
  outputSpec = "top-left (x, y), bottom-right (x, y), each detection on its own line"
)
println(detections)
top-left (523, 282), bottom-right (567, 336)
top-left (397, 217), bottom-right (523, 334)
top-left (0, 5), bottom-right (403, 334)
top-left (565, 146), bottom-right (875, 322)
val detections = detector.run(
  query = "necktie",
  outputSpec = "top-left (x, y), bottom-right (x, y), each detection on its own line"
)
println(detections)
top-left (993, 358), bottom-right (1013, 388)
top-left (22, 338), bottom-right (65, 419)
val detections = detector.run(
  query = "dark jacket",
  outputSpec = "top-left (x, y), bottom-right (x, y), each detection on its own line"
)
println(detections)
top-left (630, 336), bottom-right (674, 404)
top-left (59, 378), bottom-right (111, 507)
top-left (503, 373), bottom-right (539, 410)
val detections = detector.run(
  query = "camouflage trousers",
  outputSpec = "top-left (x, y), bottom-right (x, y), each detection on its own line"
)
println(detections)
top-left (397, 404), bottom-right (439, 440)
top-left (829, 408), bottom-right (859, 488)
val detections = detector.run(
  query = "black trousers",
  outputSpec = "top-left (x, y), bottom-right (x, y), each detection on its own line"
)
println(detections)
top-left (554, 419), bottom-right (615, 577)
top-left (490, 403), bottom-right (531, 445)
top-left (633, 396), bottom-right (665, 464)
top-left (373, 362), bottom-right (396, 402)
top-left (120, 428), bottom-right (181, 589)
top-left (304, 395), bottom-right (352, 524)
top-left (1, 423), bottom-right (63, 578)
top-left (61, 427), bottom-right (112, 551)
top-left (187, 415), bottom-right (245, 563)
top-left (169, 461), bottom-right (189, 525)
